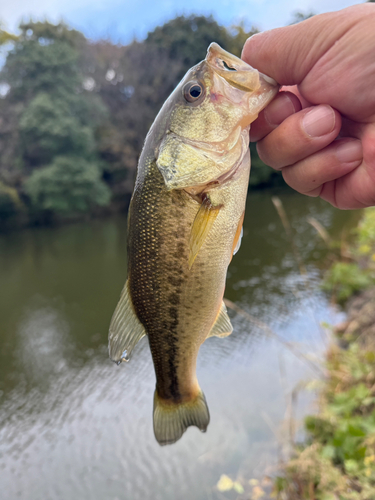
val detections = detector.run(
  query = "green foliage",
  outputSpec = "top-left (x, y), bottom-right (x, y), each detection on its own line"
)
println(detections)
top-left (0, 16), bottom-right (280, 226)
top-left (275, 210), bottom-right (375, 497)
top-left (356, 208), bottom-right (375, 251)
top-left (19, 20), bottom-right (86, 47)
top-left (289, 11), bottom-right (315, 24)
top-left (322, 208), bottom-right (375, 303)
top-left (225, 21), bottom-right (258, 57)
top-left (3, 24), bottom-right (82, 101)
top-left (322, 262), bottom-right (372, 303)
top-left (0, 181), bottom-right (22, 218)
top-left (19, 93), bottom-right (95, 165)
top-left (0, 20), bottom-right (110, 220)
top-left (145, 15), bottom-right (231, 69)
top-left (24, 156), bottom-right (111, 214)
top-left (274, 342), bottom-right (375, 499)
top-left (0, 24), bottom-right (18, 45)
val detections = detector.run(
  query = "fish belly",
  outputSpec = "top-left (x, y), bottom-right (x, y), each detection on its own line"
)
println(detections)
top-left (128, 152), bottom-right (250, 402)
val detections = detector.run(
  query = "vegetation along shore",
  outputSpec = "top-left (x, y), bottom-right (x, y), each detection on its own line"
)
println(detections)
top-left (0, 17), bottom-right (281, 231)
top-left (273, 207), bottom-right (375, 499)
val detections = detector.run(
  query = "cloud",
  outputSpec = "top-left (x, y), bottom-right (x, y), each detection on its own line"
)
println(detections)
top-left (2, 0), bottom-right (365, 40)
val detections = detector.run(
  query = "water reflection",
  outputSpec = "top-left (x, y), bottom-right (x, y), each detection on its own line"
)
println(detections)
top-left (18, 302), bottom-right (71, 384)
top-left (0, 189), bottom-right (356, 500)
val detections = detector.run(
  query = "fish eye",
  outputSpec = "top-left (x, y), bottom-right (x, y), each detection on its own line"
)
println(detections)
top-left (183, 82), bottom-right (204, 103)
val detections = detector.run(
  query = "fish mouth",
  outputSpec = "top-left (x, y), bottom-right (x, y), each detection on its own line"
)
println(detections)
top-left (206, 42), bottom-right (278, 93)
top-left (206, 43), bottom-right (279, 122)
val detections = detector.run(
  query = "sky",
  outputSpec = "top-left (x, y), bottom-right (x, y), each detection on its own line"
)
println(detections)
top-left (0, 0), bottom-right (364, 43)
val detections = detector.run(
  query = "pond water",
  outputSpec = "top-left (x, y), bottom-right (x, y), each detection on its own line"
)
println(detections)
top-left (0, 188), bottom-right (356, 500)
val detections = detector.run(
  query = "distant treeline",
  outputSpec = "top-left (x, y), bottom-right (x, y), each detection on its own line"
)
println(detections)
top-left (0, 16), bottom-right (280, 228)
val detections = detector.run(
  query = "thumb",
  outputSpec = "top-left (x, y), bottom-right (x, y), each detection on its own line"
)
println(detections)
top-left (241, 7), bottom-right (359, 86)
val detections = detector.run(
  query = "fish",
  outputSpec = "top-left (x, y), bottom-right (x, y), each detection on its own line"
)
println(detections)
top-left (108, 43), bottom-right (279, 446)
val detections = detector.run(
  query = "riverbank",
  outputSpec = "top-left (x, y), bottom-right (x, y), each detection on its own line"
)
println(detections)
top-left (0, 190), bottom-right (351, 500)
top-left (273, 208), bottom-right (375, 500)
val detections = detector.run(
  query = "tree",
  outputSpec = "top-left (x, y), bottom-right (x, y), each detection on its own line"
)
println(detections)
top-left (19, 92), bottom-right (95, 166)
top-left (0, 21), bottom-right (111, 217)
top-left (225, 22), bottom-right (258, 57)
top-left (146, 15), bottom-right (231, 71)
top-left (289, 11), bottom-right (315, 24)
top-left (0, 24), bottom-right (18, 46)
top-left (0, 15), bottom-right (283, 227)
top-left (2, 22), bottom-right (84, 102)
top-left (95, 16), bottom-right (259, 194)
top-left (25, 156), bottom-right (110, 214)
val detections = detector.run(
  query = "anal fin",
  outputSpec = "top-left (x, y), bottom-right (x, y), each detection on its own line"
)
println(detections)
top-left (108, 280), bottom-right (146, 364)
top-left (207, 301), bottom-right (233, 338)
top-left (189, 196), bottom-right (221, 269)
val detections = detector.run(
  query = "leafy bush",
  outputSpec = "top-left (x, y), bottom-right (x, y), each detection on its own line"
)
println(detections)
top-left (24, 155), bottom-right (111, 215)
top-left (322, 208), bottom-right (375, 303)
top-left (274, 342), bottom-right (375, 500)
top-left (0, 181), bottom-right (23, 218)
top-left (322, 262), bottom-right (373, 303)
top-left (20, 93), bottom-right (95, 165)
top-left (356, 208), bottom-right (375, 255)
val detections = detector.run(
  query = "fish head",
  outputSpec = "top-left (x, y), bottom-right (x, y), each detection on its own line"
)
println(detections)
top-left (156, 42), bottom-right (279, 192)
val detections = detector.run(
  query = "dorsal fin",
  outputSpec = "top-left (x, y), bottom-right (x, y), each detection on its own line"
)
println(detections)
top-left (189, 196), bottom-right (221, 269)
top-left (207, 301), bottom-right (233, 338)
top-left (108, 280), bottom-right (146, 364)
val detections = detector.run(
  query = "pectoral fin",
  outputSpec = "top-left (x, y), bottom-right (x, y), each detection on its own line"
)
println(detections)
top-left (189, 197), bottom-right (221, 269)
top-left (207, 301), bottom-right (233, 338)
top-left (231, 211), bottom-right (245, 259)
top-left (108, 280), bottom-right (146, 364)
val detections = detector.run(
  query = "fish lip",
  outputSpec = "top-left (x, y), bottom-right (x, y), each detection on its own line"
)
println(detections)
top-left (206, 42), bottom-right (278, 92)
top-left (206, 43), bottom-right (260, 93)
top-left (205, 42), bottom-right (279, 113)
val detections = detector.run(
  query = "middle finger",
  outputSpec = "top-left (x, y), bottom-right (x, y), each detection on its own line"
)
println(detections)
top-left (257, 105), bottom-right (342, 170)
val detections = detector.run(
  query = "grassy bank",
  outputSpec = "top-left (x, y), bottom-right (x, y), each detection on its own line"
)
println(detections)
top-left (274, 207), bottom-right (375, 500)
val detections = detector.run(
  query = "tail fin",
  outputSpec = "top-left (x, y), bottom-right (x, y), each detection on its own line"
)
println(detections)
top-left (153, 390), bottom-right (210, 446)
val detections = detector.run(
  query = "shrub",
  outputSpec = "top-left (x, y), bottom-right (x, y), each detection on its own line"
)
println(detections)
top-left (24, 155), bottom-right (111, 215)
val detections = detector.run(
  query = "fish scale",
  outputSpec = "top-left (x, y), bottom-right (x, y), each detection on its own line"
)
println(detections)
top-left (108, 42), bottom-right (279, 445)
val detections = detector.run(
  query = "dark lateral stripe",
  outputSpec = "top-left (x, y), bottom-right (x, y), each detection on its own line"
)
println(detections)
top-left (167, 338), bottom-right (180, 400)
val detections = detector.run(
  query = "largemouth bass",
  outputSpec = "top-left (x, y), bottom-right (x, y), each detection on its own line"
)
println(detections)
top-left (109, 43), bottom-right (278, 445)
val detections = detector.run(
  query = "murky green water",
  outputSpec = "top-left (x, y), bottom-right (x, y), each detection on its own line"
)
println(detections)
top-left (0, 189), bottom-right (356, 500)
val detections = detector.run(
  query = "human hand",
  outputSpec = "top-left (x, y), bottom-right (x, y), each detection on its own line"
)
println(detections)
top-left (242, 4), bottom-right (375, 209)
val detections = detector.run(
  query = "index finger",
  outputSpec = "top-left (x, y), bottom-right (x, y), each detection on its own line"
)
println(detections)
top-left (241, 7), bottom-right (364, 86)
top-left (250, 90), bottom-right (302, 143)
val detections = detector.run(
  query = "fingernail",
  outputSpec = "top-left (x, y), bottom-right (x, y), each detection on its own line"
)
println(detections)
top-left (336, 140), bottom-right (363, 164)
top-left (265, 93), bottom-right (296, 126)
top-left (302, 105), bottom-right (335, 137)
